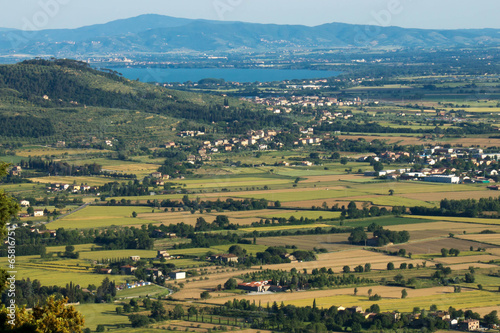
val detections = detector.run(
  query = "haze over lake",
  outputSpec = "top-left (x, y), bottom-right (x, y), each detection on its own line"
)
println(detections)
top-left (108, 67), bottom-right (341, 83)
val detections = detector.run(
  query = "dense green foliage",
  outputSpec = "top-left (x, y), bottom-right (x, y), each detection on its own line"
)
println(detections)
top-left (0, 116), bottom-right (54, 137)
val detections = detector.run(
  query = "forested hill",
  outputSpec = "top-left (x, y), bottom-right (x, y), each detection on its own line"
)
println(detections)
top-left (0, 59), bottom-right (284, 141)
top-left (0, 58), bottom-right (219, 113)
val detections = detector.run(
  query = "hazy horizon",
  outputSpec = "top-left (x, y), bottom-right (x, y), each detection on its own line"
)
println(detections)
top-left (2, 0), bottom-right (500, 31)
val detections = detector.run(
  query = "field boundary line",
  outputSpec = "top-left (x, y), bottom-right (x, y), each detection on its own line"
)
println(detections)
top-left (49, 202), bottom-right (91, 223)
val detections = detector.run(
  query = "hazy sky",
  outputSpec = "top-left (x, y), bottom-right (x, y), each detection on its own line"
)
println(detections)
top-left (2, 0), bottom-right (500, 30)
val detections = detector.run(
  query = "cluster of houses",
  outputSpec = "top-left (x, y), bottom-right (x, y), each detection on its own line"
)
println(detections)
top-left (97, 253), bottom-right (185, 281)
top-left (237, 280), bottom-right (282, 293)
top-left (197, 129), bottom-right (280, 156)
top-left (115, 280), bottom-right (152, 291)
top-left (359, 146), bottom-right (500, 185)
top-left (208, 253), bottom-right (239, 263)
top-left (319, 110), bottom-right (355, 123)
top-left (243, 95), bottom-right (363, 110)
top-left (47, 183), bottom-right (96, 193)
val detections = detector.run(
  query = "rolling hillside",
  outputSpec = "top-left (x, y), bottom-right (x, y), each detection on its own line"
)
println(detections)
top-left (0, 59), bottom-right (279, 145)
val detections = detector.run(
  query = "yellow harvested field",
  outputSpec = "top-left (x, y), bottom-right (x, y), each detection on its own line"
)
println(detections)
top-left (457, 233), bottom-right (500, 246)
top-left (407, 215), bottom-right (500, 225)
top-left (137, 209), bottom-right (338, 227)
top-left (101, 162), bottom-right (160, 174)
top-left (281, 290), bottom-right (499, 313)
top-left (447, 263), bottom-right (498, 270)
top-left (261, 250), bottom-right (417, 272)
top-left (174, 269), bottom-right (253, 300)
top-left (487, 248), bottom-right (500, 256)
top-left (387, 237), bottom-right (497, 255)
top-left (402, 190), bottom-right (499, 202)
top-left (434, 254), bottom-right (500, 265)
top-left (466, 306), bottom-right (500, 317)
top-left (209, 285), bottom-right (457, 306)
top-left (386, 221), bottom-right (500, 235)
top-left (29, 176), bottom-right (122, 186)
top-left (257, 234), bottom-right (356, 251)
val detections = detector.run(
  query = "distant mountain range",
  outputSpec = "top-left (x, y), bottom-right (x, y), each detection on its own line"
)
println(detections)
top-left (1, 14), bottom-right (500, 58)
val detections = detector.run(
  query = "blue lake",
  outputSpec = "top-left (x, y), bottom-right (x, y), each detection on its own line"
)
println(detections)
top-left (107, 67), bottom-right (341, 83)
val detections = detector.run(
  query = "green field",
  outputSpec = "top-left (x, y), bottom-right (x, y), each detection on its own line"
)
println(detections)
top-left (49, 206), bottom-right (162, 229)
top-left (116, 284), bottom-right (169, 298)
top-left (0, 258), bottom-right (131, 287)
top-left (76, 303), bottom-right (130, 331)
top-left (331, 216), bottom-right (435, 228)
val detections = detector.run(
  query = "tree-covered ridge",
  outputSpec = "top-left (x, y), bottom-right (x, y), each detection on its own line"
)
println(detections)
top-left (0, 59), bottom-right (288, 138)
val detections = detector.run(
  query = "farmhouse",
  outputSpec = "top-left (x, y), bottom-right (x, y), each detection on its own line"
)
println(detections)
top-left (10, 166), bottom-right (21, 176)
top-left (120, 265), bottom-right (137, 275)
top-left (237, 280), bottom-right (271, 292)
top-left (129, 256), bottom-right (140, 261)
top-left (146, 268), bottom-right (163, 277)
top-left (150, 172), bottom-right (162, 179)
top-left (20, 200), bottom-right (30, 207)
top-left (459, 319), bottom-right (479, 331)
top-left (157, 250), bottom-right (171, 260)
top-left (211, 254), bottom-right (239, 263)
top-left (33, 210), bottom-right (44, 217)
top-left (169, 271), bottom-right (186, 280)
top-left (98, 268), bottom-right (112, 274)
top-left (347, 306), bottom-right (363, 314)
top-left (221, 254), bottom-right (239, 262)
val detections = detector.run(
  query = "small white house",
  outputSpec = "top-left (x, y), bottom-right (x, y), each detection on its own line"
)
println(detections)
top-left (34, 210), bottom-right (44, 217)
top-left (169, 271), bottom-right (186, 280)
top-left (20, 200), bottom-right (30, 207)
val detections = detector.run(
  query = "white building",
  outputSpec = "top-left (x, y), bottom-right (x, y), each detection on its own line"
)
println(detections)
top-left (169, 271), bottom-right (186, 280)
top-left (20, 200), bottom-right (30, 207)
top-left (423, 175), bottom-right (460, 184)
top-left (34, 210), bottom-right (44, 217)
